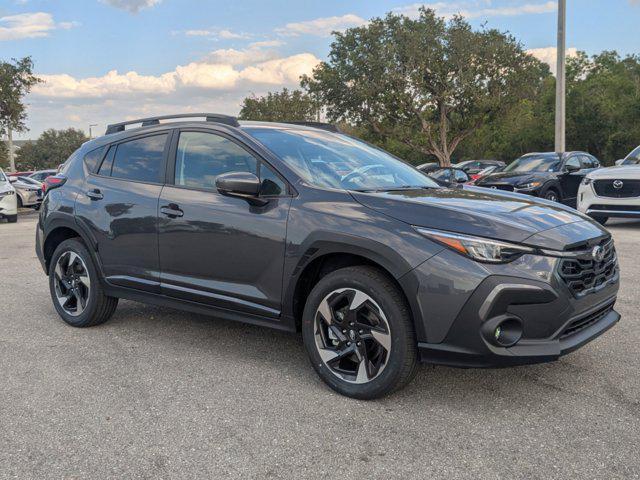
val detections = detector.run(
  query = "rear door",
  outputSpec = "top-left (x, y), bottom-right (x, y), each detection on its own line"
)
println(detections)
top-left (75, 132), bottom-right (171, 292)
top-left (157, 129), bottom-right (292, 318)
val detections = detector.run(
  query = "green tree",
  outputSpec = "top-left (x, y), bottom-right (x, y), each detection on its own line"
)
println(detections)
top-left (0, 57), bottom-right (42, 171)
top-left (239, 88), bottom-right (319, 122)
top-left (302, 8), bottom-right (548, 166)
top-left (15, 128), bottom-right (88, 170)
top-left (0, 140), bottom-right (7, 168)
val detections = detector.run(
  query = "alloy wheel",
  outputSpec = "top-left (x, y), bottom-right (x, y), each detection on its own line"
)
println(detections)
top-left (53, 251), bottom-right (91, 317)
top-left (314, 288), bottom-right (392, 384)
top-left (545, 192), bottom-right (558, 202)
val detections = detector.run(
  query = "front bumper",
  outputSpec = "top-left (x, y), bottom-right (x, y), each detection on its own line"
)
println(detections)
top-left (0, 192), bottom-right (18, 217)
top-left (402, 247), bottom-right (620, 368)
top-left (578, 184), bottom-right (640, 218)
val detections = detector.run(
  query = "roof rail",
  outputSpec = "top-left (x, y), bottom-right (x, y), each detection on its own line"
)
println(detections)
top-left (105, 113), bottom-right (240, 135)
top-left (284, 121), bottom-right (341, 133)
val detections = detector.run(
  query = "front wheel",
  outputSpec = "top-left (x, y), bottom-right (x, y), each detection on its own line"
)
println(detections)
top-left (49, 238), bottom-right (118, 327)
top-left (302, 266), bottom-right (418, 399)
top-left (543, 189), bottom-right (560, 202)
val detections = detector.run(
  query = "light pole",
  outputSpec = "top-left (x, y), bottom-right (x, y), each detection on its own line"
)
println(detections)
top-left (89, 124), bottom-right (98, 139)
top-left (555, 0), bottom-right (566, 153)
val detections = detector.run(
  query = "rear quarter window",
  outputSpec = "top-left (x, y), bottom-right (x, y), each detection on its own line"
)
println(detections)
top-left (111, 134), bottom-right (168, 183)
top-left (83, 146), bottom-right (107, 173)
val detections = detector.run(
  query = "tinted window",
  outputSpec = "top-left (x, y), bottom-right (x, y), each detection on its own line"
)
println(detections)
top-left (84, 146), bottom-right (106, 173)
top-left (111, 134), bottom-right (167, 183)
top-left (565, 156), bottom-right (581, 170)
top-left (503, 155), bottom-right (561, 173)
top-left (623, 146), bottom-right (640, 165)
top-left (260, 164), bottom-right (287, 196)
top-left (175, 132), bottom-right (257, 190)
top-left (581, 155), bottom-right (598, 169)
top-left (431, 169), bottom-right (452, 181)
top-left (454, 169), bottom-right (469, 182)
top-left (98, 146), bottom-right (115, 176)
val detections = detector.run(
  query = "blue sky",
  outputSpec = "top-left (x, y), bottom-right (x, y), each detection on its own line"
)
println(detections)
top-left (1, 0), bottom-right (639, 138)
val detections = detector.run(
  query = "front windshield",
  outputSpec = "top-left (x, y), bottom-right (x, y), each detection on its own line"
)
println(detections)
top-left (503, 155), bottom-right (560, 173)
top-left (245, 127), bottom-right (439, 191)
top-left (0, 170), bottom-right (6, 182)
top-left (623, 146), bottom-right (640, 165)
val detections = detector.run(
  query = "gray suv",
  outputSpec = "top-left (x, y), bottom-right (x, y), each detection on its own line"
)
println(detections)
top-left (36, 114), bottom-right (620, 399)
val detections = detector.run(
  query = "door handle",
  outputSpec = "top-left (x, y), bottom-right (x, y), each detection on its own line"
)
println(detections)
top-left (86, 189), bottom-right (103, 200)
top-left (160, 204), bottom-right (184, 218)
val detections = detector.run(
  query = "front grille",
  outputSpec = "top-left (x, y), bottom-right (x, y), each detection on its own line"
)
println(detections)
top-left (559, 239), bottom-right (618, 297)
top-left (593, 179), bottom-right (640, 198)
top-left (589, 204), bottom-right (640, 212)
top-left (485, 184), bottom-right (514, 192)
top-left (559, 302), bottom-right (615, 340)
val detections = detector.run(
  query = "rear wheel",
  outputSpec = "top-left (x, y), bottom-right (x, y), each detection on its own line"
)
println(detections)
top-left (6, 214), bottom-right (17, 223)
top-left (16, 196), bottom-right (23, 208)
top-left (302, 266), bottom-right (418, 399)
top-left (49, 238), bottom-right (118, 327)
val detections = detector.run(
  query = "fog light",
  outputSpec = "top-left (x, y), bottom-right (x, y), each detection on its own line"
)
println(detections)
top-left (482, 316), bottom-right (523, 348)
top-left (494, 326), bottom-right (502, 341)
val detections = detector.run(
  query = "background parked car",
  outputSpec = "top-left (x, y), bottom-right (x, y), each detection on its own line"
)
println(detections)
top-left (475, 151), bottom-right (601, 207)
top-left (467, 165), bottom-right (503, 184)
top-left (455, 159), bottom-right (506, 175)
top-left (29, 169), bottom-right (58, 182)
top-left (427, 167), bottom-right (471, 187)
top-left (416, 162), bottom-right (440, 174)
top-left (615, 145), bottom-right (640, 166)
top-left (0, 168), bottom-right (18, 223)
top-left (9, 176), bottom-right (43, 209)
top-left (578, 164), bottom-right (640, 225)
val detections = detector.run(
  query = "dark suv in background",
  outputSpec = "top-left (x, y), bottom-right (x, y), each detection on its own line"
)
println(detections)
top-left (476, 152), bottom-right (601, 206)
top-left (36, 114), bottom-right (620, 399)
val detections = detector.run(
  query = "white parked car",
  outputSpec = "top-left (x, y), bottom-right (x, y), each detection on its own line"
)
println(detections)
top-left (0, 168), bottom-right (18, 223)
top-left (578, 165), bottom-right (640, 225)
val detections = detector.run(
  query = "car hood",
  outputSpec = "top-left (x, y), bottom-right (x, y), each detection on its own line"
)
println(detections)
top-left (351, 186), bottom-right (607, 249)
top-left (475, 170), bottom-right (555, 186)
top-left (587, 165), bottom-right (640, 179)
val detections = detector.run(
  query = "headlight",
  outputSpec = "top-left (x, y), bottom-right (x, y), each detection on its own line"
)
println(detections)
top-left (0, 190), bottom-right (15, 197)
top-left (516, 181), bottom-right (542, 190)
top-left (581, 177), bottom-right (593, 186)
top-left (414, 227), bottom-right (535, 263)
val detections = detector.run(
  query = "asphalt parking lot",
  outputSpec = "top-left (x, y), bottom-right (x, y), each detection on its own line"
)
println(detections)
top-left (0, 213), bottom-right (638, 480)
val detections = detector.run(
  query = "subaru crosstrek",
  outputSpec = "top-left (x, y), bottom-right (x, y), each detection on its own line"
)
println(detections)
top-left (36, 114), bottom-right (621, 399)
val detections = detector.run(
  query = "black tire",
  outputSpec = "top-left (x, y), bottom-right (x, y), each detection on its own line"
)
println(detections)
top-left (543, 189), bottom-right (560, 202)
top-left (302, 266), bottom-right (418, 399)
top-left (6, 214), bottom-right (17, 223)
top-left (16, 196), bottom-right (23, 208)
top-left (49, 238), bottom-right (118, 327)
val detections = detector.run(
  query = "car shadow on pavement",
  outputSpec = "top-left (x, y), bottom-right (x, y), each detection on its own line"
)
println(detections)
top-left (102, 299), bottom-right (615, 408)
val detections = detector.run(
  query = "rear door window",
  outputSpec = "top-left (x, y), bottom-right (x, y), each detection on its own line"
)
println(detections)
top-left (111, 134), bottom-right (168, 183)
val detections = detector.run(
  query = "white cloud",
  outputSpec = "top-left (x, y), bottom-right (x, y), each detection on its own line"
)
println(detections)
top-left (206, 46), bottom-right (281, 66)
top-left (100, 0), bottom-right (161, 13)
top-left (276, 14), bottom-right (367, 37)
top-left (394, 1), bottom-right (557, 19)
top-left (527, 46), bottom-right (578, 75)
top-left (0, 12), bottom-right (78, 41)
top-left (183, 28), bottom-right (252, 40)
top-left (249, 40), bottom-right (285, 48)
top-left (31, 51), bottom-right (320, 100)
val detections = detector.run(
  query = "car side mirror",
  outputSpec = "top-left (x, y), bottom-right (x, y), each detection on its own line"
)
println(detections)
top-left (216, 172), bottom-right (267, 206)
top-left (565, 164), bottom-right (580, 173)
top-left (615, 159), bottom-right (625, 166)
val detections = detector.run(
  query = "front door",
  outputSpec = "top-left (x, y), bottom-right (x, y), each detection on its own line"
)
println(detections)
top-left (157, 130), bottom-right (292, 318)
top-left (559, 155), bottom-right (585, 207)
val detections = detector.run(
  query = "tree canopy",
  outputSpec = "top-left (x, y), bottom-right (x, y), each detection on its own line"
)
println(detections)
top-left (302, 8), bottom-right (549, 166)
top-left (238, 88), bottom-right (319, 122)
top-left (14, 128), bottom-right (88, 171)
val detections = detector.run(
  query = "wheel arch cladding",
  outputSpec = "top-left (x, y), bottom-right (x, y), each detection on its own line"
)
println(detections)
top-left (289, 250), bottom-right (416, 333)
